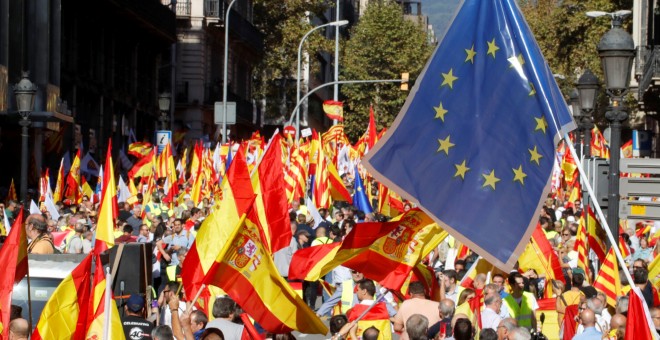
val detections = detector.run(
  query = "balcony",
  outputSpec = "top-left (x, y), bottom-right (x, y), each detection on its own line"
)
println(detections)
top-left (204, 0), bottom-right (223, 18)
top-left (637, 46), bottom-right (660, 113)
top-left (176, 1), bottom-right (191, 17)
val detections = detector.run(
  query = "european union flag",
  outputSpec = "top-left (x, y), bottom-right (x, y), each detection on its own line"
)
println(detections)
top-left (352, 166), bottom-right (374, 214)
top-left (363, 0), bottom-right (575, 269)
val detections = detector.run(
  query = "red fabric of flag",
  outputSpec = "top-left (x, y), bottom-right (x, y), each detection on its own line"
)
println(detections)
top-left (0, 208), bottom-right (26, 337)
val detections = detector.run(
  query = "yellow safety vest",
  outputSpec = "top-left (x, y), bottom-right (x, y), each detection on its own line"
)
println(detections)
top-left (337, 280), bottom-right (356, 315)
top-left (504, 291), bottom-right (535, 329)
top-left (166, 265), bottom-right (182, 283)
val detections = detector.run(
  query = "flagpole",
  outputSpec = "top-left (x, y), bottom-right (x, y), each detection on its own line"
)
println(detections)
top-left (103, 267), bottom-right (112, 340)
top-left (353, 290), bottom-right (389, 322)
top-left (564, 133), bottom-right (634, 286)
top-left (186, 284), bottom-right (206, 314)
top-left (26, 262), bottom-right (33, 332)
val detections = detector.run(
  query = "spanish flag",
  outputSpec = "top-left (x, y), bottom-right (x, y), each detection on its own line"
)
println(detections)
top-left (5, 179), bottom-right (16, 202)
top-left (32, 253), bottom-right (94, 339)
top-left (625, 287), bottom-right (656, 340)
top-left (85, 252), bottom-right (125, 339)
top-left (53, 158), bottom-right (66, 203)
top-left (322, 100), bottom-right (344, 122)
top-left (182, 146), bottom-right (256, 301)
top-left (128, 141), bottom-right (153, 159)
top-left (95, 142), bottom-right (118, 253)
top-left (65, 149), bottom-right (82, 204)
top-left (592, 248), bottom-right (621, 307)
top-left (518, 223), bottom-right (565, 285)
top-left (128, 148), bottom-right (155, 179)
top-left (250, 134), bottom-right (292, 254)
top-left (0, 208), bottom-right (27, 337)
top-left (288, 243), bottom-right (340, 281)
top-left (203, 214), bottom-right (328, 335)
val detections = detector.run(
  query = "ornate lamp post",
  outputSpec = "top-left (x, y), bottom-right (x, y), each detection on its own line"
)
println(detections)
top-left (569, 89), bottom-right (582, 158)
top-left (597, 14), bottom-right (635, 239)
top-left (158, 92), bottom-right (171, 130)
top-left (13, 72), bottom-right (37, 205)
top-left (576, 69), bottom-right (599, 159)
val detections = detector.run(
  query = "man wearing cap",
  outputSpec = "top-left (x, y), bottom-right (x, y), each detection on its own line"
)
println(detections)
top-left (122, 294), bottom-right (154, 340)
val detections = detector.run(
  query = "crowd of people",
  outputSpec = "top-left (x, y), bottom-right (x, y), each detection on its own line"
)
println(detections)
top-left (5, 165), bottom-right (660, 340)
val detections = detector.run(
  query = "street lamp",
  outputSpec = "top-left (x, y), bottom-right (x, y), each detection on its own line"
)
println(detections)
top-left (221, 0), bottom-right (239, 144)
top-left (576, 69), bottom-right (599, 159)
top-left (596, 12), bottom-right (635, 240)
top-left (13, 72), bottom-right (37, 205)
top-left (158, 92), bottom-right (171, 130)
top-left (295, 20), bottom-right (349, 141)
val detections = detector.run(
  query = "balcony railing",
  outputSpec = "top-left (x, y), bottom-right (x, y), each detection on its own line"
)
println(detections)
top-left (204, 0), bottom-right (223, 18)
top-left (638, 47), bottom-right (660, 98)
top-left (176, 1), bottom-right (191, 17)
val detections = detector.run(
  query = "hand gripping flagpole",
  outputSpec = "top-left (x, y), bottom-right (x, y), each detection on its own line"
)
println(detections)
top-left (563, 134), bottom-right (634, 286)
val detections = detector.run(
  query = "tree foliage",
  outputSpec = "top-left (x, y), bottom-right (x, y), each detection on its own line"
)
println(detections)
top-left (252, 0), bottom-right (333, 120)
top-left (519, 0), bottom-right (634, 126)
top-left (341, 0), bottom-right (433, 141)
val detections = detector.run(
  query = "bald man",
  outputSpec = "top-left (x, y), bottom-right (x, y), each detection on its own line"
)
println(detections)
top-left (609, 313), bottom-right (626, 339)
top-left (573, 308), bottom-right (602, 340)
top-left (8, 318), bottom-right (28, 340)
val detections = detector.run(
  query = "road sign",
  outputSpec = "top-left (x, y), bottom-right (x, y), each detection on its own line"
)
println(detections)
top-left (620, 158), bottom-right (660, 175)
top-left (214, 102), bottom-right (236, 125)
top-left (283, 125), bottom-right (296, 136)
top-left (301, 128), bottom-right (312, 138)
top-left (156, 130), bottom-right (171, 155)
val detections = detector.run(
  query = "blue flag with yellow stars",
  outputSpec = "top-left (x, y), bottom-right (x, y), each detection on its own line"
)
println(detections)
top-left (352, 166), bottom-right (374, 215)
top-left (363, 0), bottom-right (575, 270)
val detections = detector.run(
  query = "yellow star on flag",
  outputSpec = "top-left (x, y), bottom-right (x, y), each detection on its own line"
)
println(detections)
top-left (528, 146), bottom-right (543, 165)
top-left (441, 69), bottom-right (458, 89)
top-left (512, 165), bottom-right (527, 185)
top-left (482, 170), bottom-right (500, 190)
top-left (434, 102), bottom-right (448, 121)
top-left (509, 54), bottom-right (525, 68)
top-left (454, 160), bottom-right (470, 180)
top-left (528, 82), bottom-right (536, 96)
top-left (487, 38), bottom-right (499, 58)
top-left (437, 136), bottom-right (455, 155)
top-left (534, 116), bottom-right (548, 133)
top-left (465, 45), bottom-right (477, 64)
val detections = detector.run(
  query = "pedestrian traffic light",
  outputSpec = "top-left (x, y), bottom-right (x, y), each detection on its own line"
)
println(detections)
top-left (401, 72), bottom-right (409, 91)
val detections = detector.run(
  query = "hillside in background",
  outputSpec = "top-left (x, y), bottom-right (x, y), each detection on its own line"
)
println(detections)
top-left (421, 0), bottom-right (460, 38)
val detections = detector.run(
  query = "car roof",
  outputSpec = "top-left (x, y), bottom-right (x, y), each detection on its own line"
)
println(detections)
top-left (28, 254), bottom-right (88, 279)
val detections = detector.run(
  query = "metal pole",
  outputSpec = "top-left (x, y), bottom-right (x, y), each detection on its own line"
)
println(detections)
top-left (296, 22), bottom-right (343, 141)
top-left (222, 0), bottom-right (238, 144)
top-left (605, 99), bottom-right (628, 243)
top-left (288, 78), bottom-right (403, 127)
top-left (333, 0), bottom-right (340, 125)
top-left (19, 116), bottom-right (31, 205)
top-left (581, 114), bottom-right (593, 212)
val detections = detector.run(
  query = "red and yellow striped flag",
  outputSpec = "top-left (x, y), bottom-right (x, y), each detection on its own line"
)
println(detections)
top-left (128, 141), bottom-right (153, 159)
top-left (585, 207), bottom-right (607, 261)
top-left (593, 248), bottom-right (621, 307)
top-left (573, 219), bottom-right (591, 283)
top-left (32, 253), bottom-right (94, 339)
top-left (0, 209), bottom-right (27, 336)
top-left (203, 213), bottom-right (328, 334)
top-left (323, 100), bottom-right (344, 122)
top-left (619, 235), bottom-right (631, 258)
top-left (5, 179), bottom-right (16, 202)
top-left (85, 252), bottom-right (125, 339)
top-left (65, 149), bottom-right (82, 204)
top-left (95, 142), bottom-right (118, 253)
top-left (53, 158), bottom-right (66, 203)
top-left (519, 223), bottom-right (566, 285)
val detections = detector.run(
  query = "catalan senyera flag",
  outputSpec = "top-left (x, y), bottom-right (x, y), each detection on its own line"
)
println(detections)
top-left (250, 134), bottom-right (291, 254)
top-left (518, 224), bottom-right (565, 285)
top-left (95, 142), bottom-right (118, 252)
top-left (362, 0), bottom-right (575, 269)
top-left (313, 147), bottom-right (351, 209)
top-left (6, 179), bottom-right (16, 202)
top-left (203, 213), bottom-right (328, 335)
top-left (32, 253), bottom-right (94, 340)
top-left (128, 141), bottom-right (153, 159)
top-left (591, 126), bottom-right (610, 159)
top-left (585, 207), bottom-right (606, 261)
top-left (53, 158), bottom-right (66, 203)
top-left (182, 146), bottom-right (256, 301)
top-left (85, 252), bottom-right (125, 339)
top-left (284, 144), bottom-right (308, 204)
top-left (65, 149), bottom-right (82, 204)
top-left (321, 209), bottom-right (437, 289)
top-left (323, 100), bottom-right (344, 122)
top-left (573, 219), bottom-right (591, 283)
top-left (592, 248), bottom-right (621, 307)
top-left (0, 208), bottom-right (26, 337)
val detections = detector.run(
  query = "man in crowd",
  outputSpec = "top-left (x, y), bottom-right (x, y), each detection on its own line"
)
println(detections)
top-left (481, 293), bottom-right (504, 331)
top-left (427, 299), bottom-right (455, 339)
top-left (405, 314), bottom-right (429, 340)
top-left (8, 318), bottom-right (28, 340)
top-left (573, 307), bottom-right (601, 340)
top-left (66, 221), bottom-right (85, 254)
top-left (126, 206), bottom-right (143, 234)
top-left (206, 297), bottom-right (245, 340)
top-left (393, 281), bottom-right (440, 339)
top-left (122, 294), bottom-right (153, 339)
top-left (503, 272), bottom-right (538, 331)
top-left (439, 269), bottom-right (462, 304)
top-left (496, 318), bottom-right (517, 340)
top-left (346, 279), bottom-right (396, 339)
top-left (26, 214), bottom-right (54, 254)
top-left (162, 218), bottom-right (194, 267)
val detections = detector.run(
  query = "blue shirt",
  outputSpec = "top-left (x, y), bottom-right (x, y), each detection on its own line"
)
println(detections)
top-left (572, 326), bottom-right (602, 340)
top-left (162, 230), bottom-right (195, 266)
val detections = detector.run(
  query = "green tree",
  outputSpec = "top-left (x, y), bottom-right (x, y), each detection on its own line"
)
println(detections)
top-left (252, 0), bottom-right (334, 121)
top-left (341, 0), bottom-right (433, 141)
top-left (519, 0), bottom-right (634, 126)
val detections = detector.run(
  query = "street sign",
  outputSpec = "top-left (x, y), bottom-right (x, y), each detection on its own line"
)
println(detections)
top-left (156, 130), bottom-right (171, 155)
top-left (620, 178), bottom-right (660, 197)
top-left (620, 200), bottom-right (660, 221)
top-left (620, 158), bottom-right (660, 174)
top-left (283, 125), bottom-right (296, 136)
top-left (301, 128), bottom-right (312, 138)
top-left (214, 102), bottom-right (236, 125)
